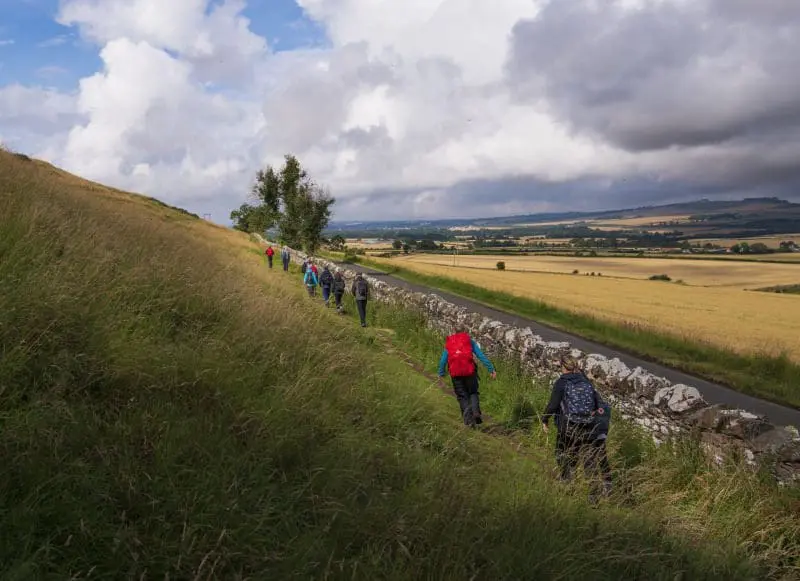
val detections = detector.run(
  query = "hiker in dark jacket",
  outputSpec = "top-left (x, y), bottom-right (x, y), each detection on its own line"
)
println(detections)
top-left (542, 354), bottom-right (612, 500)
top-left (319, 265), bottom-right (334, 307)
top-left (438, 324), bottom-right (496, 427)
top-left (332, 268), bottom-right (347, 313)
top-left (281, 246), bottom-right (291, 271)
top-left (351, 272), bottom-right (369, 327)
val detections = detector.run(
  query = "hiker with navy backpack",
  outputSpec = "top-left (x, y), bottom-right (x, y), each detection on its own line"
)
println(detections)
top-left (541, 354), bottom-right (612, 501)
top-left (332, 268), bottom-right (346, 313)
top-left (319, 265), bottom-right (334, 307)
top-left (438, 324), bottom-right (496, 427)
top-left (351, 272), bottom-right (369, 327)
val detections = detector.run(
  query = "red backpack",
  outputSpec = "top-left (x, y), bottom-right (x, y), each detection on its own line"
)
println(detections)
top-left (445, 332), bottom-right (476, 377)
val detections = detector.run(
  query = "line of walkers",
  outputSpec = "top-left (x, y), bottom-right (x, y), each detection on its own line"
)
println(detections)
top-left (438, 326), bottom-right (612, 503)
top-left (300, 257), bottom-right (370, 327)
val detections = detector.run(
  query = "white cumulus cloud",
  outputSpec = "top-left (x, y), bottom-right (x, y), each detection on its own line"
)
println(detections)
top-left (2, 0), bottom-right (800, 221)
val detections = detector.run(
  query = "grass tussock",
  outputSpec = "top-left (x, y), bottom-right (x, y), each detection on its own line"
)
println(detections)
top-left (1, 150), bottom-right (799, 580)
top-left (344, 254), bottom-right (800, 409)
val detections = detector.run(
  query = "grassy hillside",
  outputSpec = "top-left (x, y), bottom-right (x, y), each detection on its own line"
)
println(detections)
top-left (1, 150), bottom-right (799, 580)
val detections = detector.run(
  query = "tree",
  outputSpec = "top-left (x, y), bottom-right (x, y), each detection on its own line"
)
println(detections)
top-left (749, 242), bottom-right (770, 254)
top-left (230, 154), bottom-right (335, 253)
top-left (392, 239), bottom-right (403, 250)
top-left (329, 234), bottom-right (346, 251)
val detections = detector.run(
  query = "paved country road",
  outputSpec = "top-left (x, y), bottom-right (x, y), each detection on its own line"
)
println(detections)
top-left (337, 260), bottom-right (800, 430)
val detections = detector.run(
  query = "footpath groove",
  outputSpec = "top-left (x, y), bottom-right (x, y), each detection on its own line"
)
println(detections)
top-left (371, 330), bottom-right (547, 462)
top-left (338, 261), bottom-right (800, 430)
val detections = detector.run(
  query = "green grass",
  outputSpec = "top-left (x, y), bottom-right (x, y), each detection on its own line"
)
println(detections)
top-left (336, 253), bottom-right (800, 410)
top-left (2, 150), bottom-right (800, 579)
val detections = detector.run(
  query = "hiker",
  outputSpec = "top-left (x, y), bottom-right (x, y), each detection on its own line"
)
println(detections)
top-left (437, 325), bottom-right (496, 427)
top-left (265, 245), bottom-right (275, 269)
top-left (319, 265), bottom-right (334, 307)
top-left (303, 264), bottom-right (318, 297)
top-left (541, 354), bottom-right (612, 501)
top-left (351, 272), bottom-right (369, 327)
top-left (309, 259), bottom-right (319, 276)
top-left (281, 245), bottom-right (291, 271)
top-left (332, 267), bottom-right (346, 313)
top-left (301, 258), bottom-right (308, 275)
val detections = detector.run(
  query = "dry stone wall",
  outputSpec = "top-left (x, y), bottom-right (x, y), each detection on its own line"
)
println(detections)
top-left (290, 249), bottom-right (800, 484)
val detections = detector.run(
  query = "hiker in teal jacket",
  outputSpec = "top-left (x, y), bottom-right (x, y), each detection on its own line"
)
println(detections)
top-left (303, 268), bottom-right (318, 297)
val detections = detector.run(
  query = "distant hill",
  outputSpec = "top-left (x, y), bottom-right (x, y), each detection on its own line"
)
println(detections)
top-left (327, 197), bottom-right (800, 239)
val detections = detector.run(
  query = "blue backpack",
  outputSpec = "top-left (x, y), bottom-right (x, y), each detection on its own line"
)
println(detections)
top-left (562, 375), bottom-right (597, 425)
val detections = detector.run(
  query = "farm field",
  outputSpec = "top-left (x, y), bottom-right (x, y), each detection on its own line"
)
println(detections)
top-left (691, 233), bottom-right (800, 248)
top-left (371, 255), bottom-right (800, 361)
top-left (397, 253), bottom-right (800, 288)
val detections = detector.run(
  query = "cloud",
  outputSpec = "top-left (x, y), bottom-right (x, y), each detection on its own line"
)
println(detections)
top-left (3, 0), bottom-right (800, 222)
top-left (0, 39), bottom-right (15, 46)
top-left (505, 0), bottom-right (800, 193)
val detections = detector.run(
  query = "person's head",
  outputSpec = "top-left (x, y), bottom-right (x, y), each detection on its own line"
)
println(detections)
top-left (453, 323), bottom-right (469, 335)
top-left (560, 354), bottom-right (582, 374)
top-left (356, 272), bottom-right (363, 279)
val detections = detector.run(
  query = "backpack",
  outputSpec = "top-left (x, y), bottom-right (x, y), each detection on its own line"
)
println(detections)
top-left (301, 262), bottom-right (308, 274)
top-left (445, 332), bottom-right (476, 378)
top-left (354, 278), bottom-right (368, 300)
top-left (562, 375), bottom-right (597, 425)
top-left (320, 270), bottom-right (333, 287)
top-left (333, 274), bottom-right (346, 292)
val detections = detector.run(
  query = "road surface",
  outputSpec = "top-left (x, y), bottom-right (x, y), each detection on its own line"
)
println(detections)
top-left (338, 260), bottom-right (800, 430)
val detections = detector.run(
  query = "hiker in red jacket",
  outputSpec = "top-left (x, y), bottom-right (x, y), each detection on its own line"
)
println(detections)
top-left (265, 245), bottom-right (275, 269)
top-left (438, 324), bottom-right (496, 427)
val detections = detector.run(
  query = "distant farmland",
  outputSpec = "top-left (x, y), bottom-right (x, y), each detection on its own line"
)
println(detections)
top-left (371, 255), bottom-right (800, 361)
top-left (395, 253), bottom-right (800, 288)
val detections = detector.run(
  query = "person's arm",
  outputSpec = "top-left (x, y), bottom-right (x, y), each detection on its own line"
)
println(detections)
top-left (542, 378), bottom-right (566, 427)
top-left (470, 339), bottom-right (495, 373)
top-left (438, 349), bottom-right (448, 377)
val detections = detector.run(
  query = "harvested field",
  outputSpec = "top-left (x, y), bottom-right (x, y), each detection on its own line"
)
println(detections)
top-left (397, 253), bottom-right (800, 288)
top-left (372, 256), bottom-right (800, 361)
top-left (691, 234), bottom-right (800, 249)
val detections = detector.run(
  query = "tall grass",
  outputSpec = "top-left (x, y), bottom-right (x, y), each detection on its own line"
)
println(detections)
top-left (342, 254), bottom-right (800, 409)
top-left (1, 151), bottom-right (798, 579)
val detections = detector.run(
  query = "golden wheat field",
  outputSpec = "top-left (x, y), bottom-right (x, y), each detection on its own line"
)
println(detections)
top-left (373, 255), bottom-right (800, 360)
top-left (399, 253), bottom-right (800, 288)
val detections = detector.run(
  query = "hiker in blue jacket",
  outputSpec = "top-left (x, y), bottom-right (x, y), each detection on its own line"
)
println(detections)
top-left (303, 266), bottom-right (318, 297)
top-left (542, 354), bottom-right (612, 501)
top-left (438, 325), bottom-right (496, 426)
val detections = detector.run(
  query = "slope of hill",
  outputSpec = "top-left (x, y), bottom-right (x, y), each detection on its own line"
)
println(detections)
top-left (2, 150), bottom-right (799, 579)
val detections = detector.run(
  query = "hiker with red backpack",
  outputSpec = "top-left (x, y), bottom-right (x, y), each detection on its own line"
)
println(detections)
top-left (265, 245), bottom-right (275, 268)
top-left (541, 354), bottom-right (612, 502)
top-left (438, 324), bottom-right (496, 427)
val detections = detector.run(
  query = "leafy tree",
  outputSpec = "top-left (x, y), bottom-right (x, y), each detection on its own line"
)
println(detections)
top-left (231, 154), bottom-right (335, 253)
top-left (329, 235), bottom-right (346, 251)
top-left (749, 242), bottom-right (770, 254)
top-left (392, 239), bottom-right (403, 250)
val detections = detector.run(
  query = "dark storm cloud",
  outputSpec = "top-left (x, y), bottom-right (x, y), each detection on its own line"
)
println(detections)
top-left (506, 0), bottom-right (800, 154)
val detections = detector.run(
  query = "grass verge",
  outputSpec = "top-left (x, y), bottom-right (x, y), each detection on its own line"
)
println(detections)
top-left (1, 151), bottom-right (799, 579)
top-left (336, 253), bottom-right (800, 410)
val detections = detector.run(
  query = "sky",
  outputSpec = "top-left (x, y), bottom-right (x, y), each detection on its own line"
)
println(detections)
top-left (2, 0), bottom-right (800, 223)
